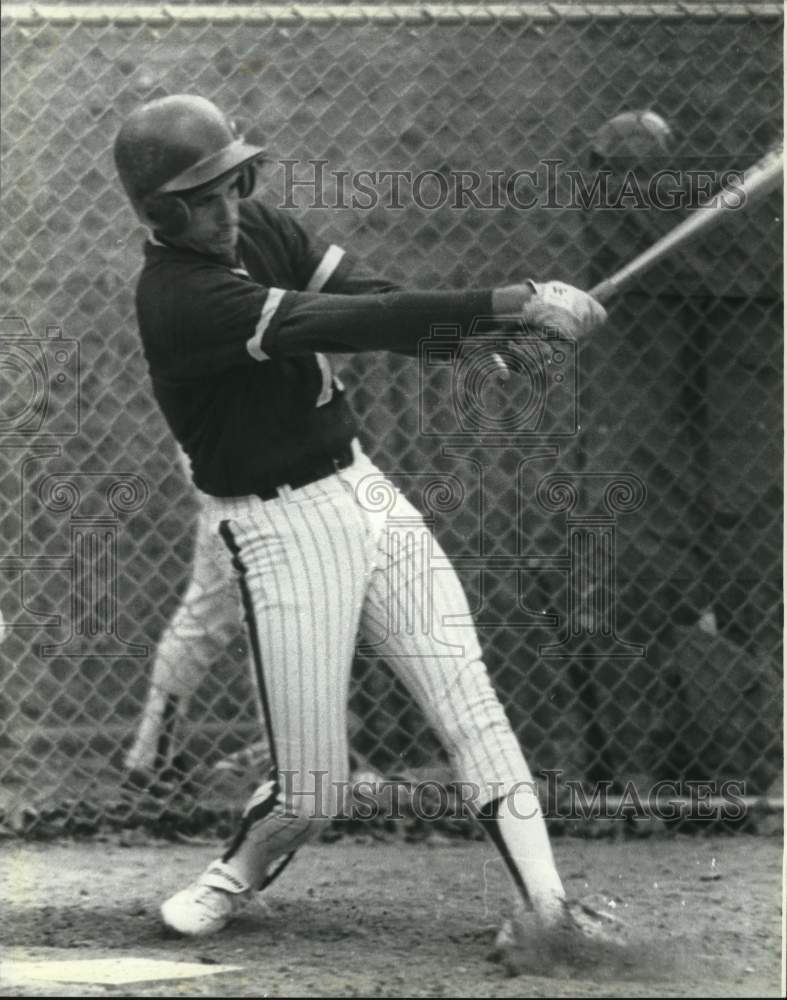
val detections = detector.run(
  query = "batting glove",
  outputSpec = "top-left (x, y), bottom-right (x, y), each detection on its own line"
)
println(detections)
top-left (522, 281), bottom-right (607, 339)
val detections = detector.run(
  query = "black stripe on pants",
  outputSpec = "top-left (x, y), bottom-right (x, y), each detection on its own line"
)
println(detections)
top-left (479, 798), bottom-right (532, 907)
top-left (218, 519), bottom-right (281, 869)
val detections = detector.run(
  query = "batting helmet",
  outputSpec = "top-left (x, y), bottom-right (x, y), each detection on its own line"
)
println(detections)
top-left (590, 110), bottom-right (674, 167)
top-left (114, 94), bottom-right (266, 235)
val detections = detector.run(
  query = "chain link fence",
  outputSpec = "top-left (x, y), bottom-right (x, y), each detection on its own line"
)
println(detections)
top-left (0, 2), bottom-right (782, 836)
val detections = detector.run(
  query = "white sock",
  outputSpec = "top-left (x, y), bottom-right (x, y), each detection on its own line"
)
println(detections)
top-left (484, 785), bottom-right (566, 928)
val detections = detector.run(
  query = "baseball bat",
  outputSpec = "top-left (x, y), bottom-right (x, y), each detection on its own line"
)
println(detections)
top-left (493, 144), bottom-right (783, 375)
top-left (588, 143), bottom-right (783, 304)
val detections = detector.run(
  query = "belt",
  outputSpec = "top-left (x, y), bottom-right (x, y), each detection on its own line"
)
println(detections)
top-left (255, 444), bottom-right (355, 502)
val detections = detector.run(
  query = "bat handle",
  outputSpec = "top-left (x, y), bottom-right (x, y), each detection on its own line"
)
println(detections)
top-left (588, 278), bottom-right (617, 304)
top-left (492, 351), bottom-right (511, 381)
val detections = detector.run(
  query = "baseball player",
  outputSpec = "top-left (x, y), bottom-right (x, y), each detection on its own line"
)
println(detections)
top-left (113, 94), bottom-right (611, 957)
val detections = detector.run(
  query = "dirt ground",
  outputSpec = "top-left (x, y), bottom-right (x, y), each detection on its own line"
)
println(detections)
top-left (0, 834), bottom-right (783, 998)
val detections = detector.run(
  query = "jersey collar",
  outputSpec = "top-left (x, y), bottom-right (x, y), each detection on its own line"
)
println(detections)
top-left (146, 230), bottom-right (247, 275)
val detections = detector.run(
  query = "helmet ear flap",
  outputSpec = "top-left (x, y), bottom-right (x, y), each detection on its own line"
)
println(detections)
top-left (142, 194), bottom-right (190, 236)
top-left (236, 162), bottom-right (257, 199)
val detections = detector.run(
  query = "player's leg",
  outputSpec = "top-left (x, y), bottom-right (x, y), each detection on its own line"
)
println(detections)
top-left (354, 472), bottom-right (569, 930)
top-left (124, 507), bottom-right (244, 784)
top-left (160, 482), bottom-right (370, 935)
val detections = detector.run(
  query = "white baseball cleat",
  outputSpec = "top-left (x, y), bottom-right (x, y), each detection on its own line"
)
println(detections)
top-left (160, 881), bottom-right (251, 936)
top-left (490, 898), bottom-right (625, 974)
top-left (561, 897), bottom-right (624, 944)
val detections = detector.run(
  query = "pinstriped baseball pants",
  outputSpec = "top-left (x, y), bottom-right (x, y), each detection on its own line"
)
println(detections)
top-left (203, 444), bottom-right (536, 892)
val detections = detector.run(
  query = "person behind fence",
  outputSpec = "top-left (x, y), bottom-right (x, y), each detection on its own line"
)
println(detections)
top-left (122, 450), bottom-right (254, 795)
top-left (112, 93), bottom-right (614, 955)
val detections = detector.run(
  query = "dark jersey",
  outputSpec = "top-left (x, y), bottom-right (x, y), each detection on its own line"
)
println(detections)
top-left (135, 199), bottom-right (491, 496)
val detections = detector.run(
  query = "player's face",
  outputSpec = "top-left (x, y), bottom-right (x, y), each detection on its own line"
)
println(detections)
top-left (177, 173), bottom-right (242, 261)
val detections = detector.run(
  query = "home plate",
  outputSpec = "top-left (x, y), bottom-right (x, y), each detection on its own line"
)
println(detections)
top-left (0, 957), bottom-right (242, 986)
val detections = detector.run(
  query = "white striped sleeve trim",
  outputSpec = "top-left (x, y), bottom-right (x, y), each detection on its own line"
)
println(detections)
top-left (306, 244), bottom-right (345, 292)
top-left (246, 288), bottom-right (285, 361)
